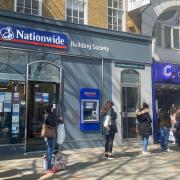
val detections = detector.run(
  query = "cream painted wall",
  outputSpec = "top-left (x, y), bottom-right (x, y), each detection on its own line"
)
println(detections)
top-left (111, 63), bottom-right (153, 145)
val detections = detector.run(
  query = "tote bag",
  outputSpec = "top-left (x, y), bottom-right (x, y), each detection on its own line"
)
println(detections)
top-left (103, 115), bottom-right (111, 128)
top-left (41, 123), bottom-right (56, 138)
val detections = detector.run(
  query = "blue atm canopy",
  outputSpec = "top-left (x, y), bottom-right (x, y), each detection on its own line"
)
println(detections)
top-left (80, 88), bottom-right (100, 131)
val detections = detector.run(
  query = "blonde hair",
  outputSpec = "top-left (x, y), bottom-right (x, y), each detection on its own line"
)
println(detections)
top-left (101, 100), bottom-right (114, 115)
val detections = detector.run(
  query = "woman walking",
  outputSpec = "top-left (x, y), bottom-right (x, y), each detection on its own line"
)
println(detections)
top-left (136, 102), bottom-right (152, 155)
top-left (158, 107), bottom-right (171, 151)
top-left (102, 100), bottom-right (118, 159)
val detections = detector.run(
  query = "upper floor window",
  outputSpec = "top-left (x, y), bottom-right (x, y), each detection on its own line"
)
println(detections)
top-left (15, 0), bottom-right (42, 16)
top-left (66, 0), bottom-right (86, 24)
top-left (108, 0), bottom-right (124, 31)
top-left (152, 10), bottom-right (180, 50)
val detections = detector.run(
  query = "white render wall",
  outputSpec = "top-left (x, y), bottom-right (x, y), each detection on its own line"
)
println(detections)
top-left (111, 63), bottom-right (153, 145)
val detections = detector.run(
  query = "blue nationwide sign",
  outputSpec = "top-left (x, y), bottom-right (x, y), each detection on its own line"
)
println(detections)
top-left (0, 24), bottom-right (68, 49)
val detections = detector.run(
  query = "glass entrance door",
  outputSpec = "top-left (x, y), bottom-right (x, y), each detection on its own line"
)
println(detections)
top-left (26, 81), bottom-right (59, 151)
top-left (122, 86), bottom-right (139, 139)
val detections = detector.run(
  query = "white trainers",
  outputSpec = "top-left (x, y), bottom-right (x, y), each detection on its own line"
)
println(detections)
top-left (142, 151), bottom-right (150, 155)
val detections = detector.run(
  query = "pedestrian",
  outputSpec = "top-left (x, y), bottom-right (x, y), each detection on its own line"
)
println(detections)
top-left (174, 108), bottom-right (180, 146)
top-left (157, 107), bottom-right (171, 151)
top-left (136, 102), bottom-right (152, 155)
top-left (41, 103), bottom-right (57, 173)
top-left (102, 100), bottom-right (118, 159)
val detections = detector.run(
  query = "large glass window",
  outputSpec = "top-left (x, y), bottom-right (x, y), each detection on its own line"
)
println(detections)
top-left (66, 0), bottom-right (86, 24)
top-left (0, 48), bottom-right (26, 145)
top-left (173, 28), bottom-right (180, 49)
top-left (108, 0), bottom-right (123, 31)
top-left (15, 0), bottom-right (42, 16)
top-left (164, 26), bottom-right (171, 48)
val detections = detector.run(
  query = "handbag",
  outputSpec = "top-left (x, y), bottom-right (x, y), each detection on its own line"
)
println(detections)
top-left (41, 124), bottom-right (56, 138)
top-left (41, 115), bottom-right (56, 138)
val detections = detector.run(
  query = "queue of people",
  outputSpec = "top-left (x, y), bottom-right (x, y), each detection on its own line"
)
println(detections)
top-left (40, 101), bottom-right (180, 174)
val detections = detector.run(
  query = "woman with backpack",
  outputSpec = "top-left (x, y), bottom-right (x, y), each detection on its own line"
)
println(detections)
top-left (136, 102), bottom-right (152, 155)
top-left (102, 100), bottom-right (118, 159)
top-left (158, 107), bottom-right (171, 151)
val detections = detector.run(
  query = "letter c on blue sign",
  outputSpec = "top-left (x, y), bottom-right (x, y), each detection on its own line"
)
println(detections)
top-left (162, 64), bottom-right (174, 80)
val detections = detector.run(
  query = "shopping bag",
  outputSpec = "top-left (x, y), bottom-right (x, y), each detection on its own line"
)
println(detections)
top-left (103, 115), bottom-right (111, 128)
top-left (57, 124), bottom-right (65, 144)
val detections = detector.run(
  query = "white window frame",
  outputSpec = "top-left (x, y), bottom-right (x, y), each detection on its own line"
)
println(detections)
top-left (65, 0), bottom-right (87, 25)
top-left (14, 0), bottom-right (42, 16)
top-left (172, 27), bottom-right (180, 50)
top-left (107, 0), bottom-right (124, 31)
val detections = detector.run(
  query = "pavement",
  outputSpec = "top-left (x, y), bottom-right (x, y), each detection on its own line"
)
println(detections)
top-left (0, 144), bottom-right (180, 180)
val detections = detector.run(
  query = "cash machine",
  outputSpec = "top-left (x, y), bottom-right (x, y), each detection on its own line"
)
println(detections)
top-left (80, 88), bottom-right (100, 131)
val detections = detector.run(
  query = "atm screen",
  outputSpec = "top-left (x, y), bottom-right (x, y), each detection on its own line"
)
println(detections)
top-left (82, 100), bottom-right (99, 122)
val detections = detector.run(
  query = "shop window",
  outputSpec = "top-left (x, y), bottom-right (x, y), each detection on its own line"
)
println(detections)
top-left (66, 0), bottom-right (86, 24)
top-left (121, 69), bottom-right (140, 84)
top-left (108, 0), bottom-right (123, 31)
top-left (14, 0), bottom-right (42, 16)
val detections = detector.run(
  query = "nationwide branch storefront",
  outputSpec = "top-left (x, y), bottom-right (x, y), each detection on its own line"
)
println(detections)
top-left (0, 10), bottom-right (152, 154)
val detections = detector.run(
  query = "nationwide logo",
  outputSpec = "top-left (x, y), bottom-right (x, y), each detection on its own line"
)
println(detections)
top-left (0, 27), bottom-right (14, 40)
top-left (0, 24), bottom-right (68, 49)
top-left (84, 92), bottom-right (97, 97)
top-left (162, 63), bottom-right (175, 80)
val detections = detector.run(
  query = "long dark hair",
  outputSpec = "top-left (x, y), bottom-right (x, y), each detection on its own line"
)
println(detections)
top-left (160, 108), bottom-right (170, 120)
top-left (45, 103), bottom-right (53, 114)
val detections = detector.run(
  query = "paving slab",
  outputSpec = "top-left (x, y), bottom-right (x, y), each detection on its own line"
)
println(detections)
top-left (0, 144), bottom-right (180, 180)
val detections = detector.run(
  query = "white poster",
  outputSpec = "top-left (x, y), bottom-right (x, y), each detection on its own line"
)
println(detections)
top-left (12, 123), bottom-right (19, 133)
top-left (12, 115), bottom-right (19, 123)
top-left (128, 0), bottom-right (150, 12)
top-left (4, 101), bottom-right (11, 112)
top-left (13, 104), bottom-right (20, 113)
top-left (0, 92), bottom-right (5, 102)
top-left (4, 92), bottom-right (12, 101)
top-left (0, 102), bottom-right (3, 112)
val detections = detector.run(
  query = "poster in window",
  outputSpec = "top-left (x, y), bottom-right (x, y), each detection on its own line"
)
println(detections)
top-left (4, 92), bottom-right (12, 101)
top-left (35, 92), bottom-right (42, 102)
top-left (12, 123), bottom-right (19, 133)
top-left (13, 92), bottom-right (20, 102)
top-left (4, 101), bottom-right (11, 112)
top-left (0, 92), bottom-right (5, 102)
top-left (13, 104), bottom-right (20, 113)
top-left (12, 114), bottom-right (19, 123)
top-left (0, 102), bottom-right (3, 112)
top-left (43, 93), bottom-right (49, 102)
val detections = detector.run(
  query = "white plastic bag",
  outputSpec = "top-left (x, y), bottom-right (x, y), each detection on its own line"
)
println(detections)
top-left (169, 129), bottom-right (175, 144)
top-left (103, 115), bottom-right (111, 128)
top-left (57, 124), bottom-right (65, 144)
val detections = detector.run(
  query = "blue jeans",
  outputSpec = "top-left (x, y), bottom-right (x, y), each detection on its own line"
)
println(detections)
top-left (141, 136), bottom-right (149, 151)
top-left (160, 127), bottom-right (169, 150)
top-left (45, 137), bottom-right (55, 169)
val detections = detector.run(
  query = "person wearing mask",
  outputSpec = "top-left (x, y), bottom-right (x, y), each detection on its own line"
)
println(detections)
top-left (136, 102), bottom-right (152, 155)
top-left (102, 100), bottom-right (118, 160)
top-left (157, 107), bottom-right (171, 151)
top-left (41, 103), bottom-right (57, 172)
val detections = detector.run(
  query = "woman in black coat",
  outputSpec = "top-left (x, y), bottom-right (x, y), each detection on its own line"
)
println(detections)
top-left (136, 103), bottom-right (152, 155)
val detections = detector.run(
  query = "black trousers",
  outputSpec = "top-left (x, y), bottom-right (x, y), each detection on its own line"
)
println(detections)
top-left (105, 133), bottom-right (115, 153)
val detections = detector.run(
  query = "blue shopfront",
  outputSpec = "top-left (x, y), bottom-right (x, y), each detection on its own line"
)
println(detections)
top-left (0, 10), bottom-right (152, 154)
top-left (153, 62), bottom-right (180, 142)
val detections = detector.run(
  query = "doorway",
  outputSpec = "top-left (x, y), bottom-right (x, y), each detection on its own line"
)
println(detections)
top-left (26, 82), bottom-right (60, 151)
top-left (121, 69), bottom-right (140, 140)
top-left (25, 60), bottom-right (62, 152)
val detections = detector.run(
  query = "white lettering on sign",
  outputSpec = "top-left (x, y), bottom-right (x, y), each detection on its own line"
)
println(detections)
top-left (71, 41), bottom-right (110, 53)
top-left (16, 30), bottom-right (65, 45)
top-left (128, 0), bottom-right (150, 12)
